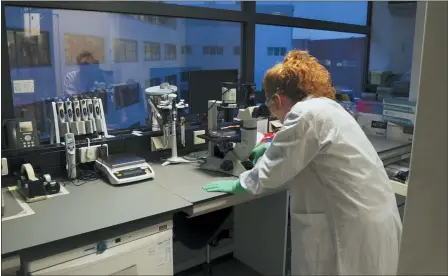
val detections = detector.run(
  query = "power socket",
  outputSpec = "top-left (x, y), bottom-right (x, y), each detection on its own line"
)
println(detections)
top-left (193, 130), bottom-right (206, 145)
top-left (151, 136), bottom-right (172, 152)
top-left (79, 144), bottom-right (108, 163)
top-left (1, 158), bottom-right (8, 176)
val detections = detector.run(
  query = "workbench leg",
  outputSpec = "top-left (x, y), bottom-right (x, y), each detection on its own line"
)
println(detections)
top-left (233, 191), bottom-right (290, 276)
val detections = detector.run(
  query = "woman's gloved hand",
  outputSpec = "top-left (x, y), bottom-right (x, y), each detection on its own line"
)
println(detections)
top-left (202, 179), bottom-right (247, 194)
top-left (249, 142), bottom-right (271, 165)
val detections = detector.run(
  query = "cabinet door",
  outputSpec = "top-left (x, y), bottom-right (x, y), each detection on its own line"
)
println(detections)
top-left (234, 191), bottom-right (289, 276)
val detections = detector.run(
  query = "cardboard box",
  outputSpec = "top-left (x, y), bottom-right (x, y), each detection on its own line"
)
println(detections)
top-left (357, 112), bottom-right (387, 137)
top-left (386, 122), bottom-right (413, 143)
top-left (383, 98), bottom-right (417, 126)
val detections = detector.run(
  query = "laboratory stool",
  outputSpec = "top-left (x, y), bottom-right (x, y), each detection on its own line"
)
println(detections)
top-left (174, 208), bottom-right (233, 276)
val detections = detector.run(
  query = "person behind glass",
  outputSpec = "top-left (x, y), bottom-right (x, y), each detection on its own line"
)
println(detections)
top-left (64, 51), bottom-right (105, 96)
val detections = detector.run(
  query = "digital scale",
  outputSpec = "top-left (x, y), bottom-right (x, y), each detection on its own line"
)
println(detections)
top-left (95, 154), bottom-right (155, 185)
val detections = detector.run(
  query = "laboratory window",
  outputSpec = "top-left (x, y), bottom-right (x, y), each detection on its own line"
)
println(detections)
top-left (64, 34), bottom-right (106, 65)
top-left (149, 78), bottom-right (162, 87)
top-left (256, 1), bottom-right (368, 25)
top-left (267, 47), bottom-right (286, 57)
top-left (165, 74), bottom-right (178, 86)
top-left (233, 46), bottom-right (240, 55)
top-left (113, 39), bottom-right (138, 63)
top-left (144, 42), bottom-right (161, 61)
top-left (7, 29), bottom-right (51, 68)
top-left (181, 45), bottom-right (193, 55)
top-left (203, 46), bottom-right (224, 56)
top-left (256, 25), bottom-right (366, 97)
top-left (126, 14), bottom-right (177, 29)
top-left (3, 5), bottom-right (240, 139)
top-left (162, 1), bottom-right (241, 11)
top-left (165, 44), bottom-right (177, 60)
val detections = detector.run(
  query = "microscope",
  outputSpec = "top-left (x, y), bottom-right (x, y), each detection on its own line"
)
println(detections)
top-left (145, 83), bottom-right (189, 166)
top-left (199, 82), bottom-right (259, 177)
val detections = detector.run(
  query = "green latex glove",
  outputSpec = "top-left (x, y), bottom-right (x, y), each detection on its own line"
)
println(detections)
top-left (250, 142), bottom-right (271, 165)
top-left (202, 179), bottom-right (247, 194)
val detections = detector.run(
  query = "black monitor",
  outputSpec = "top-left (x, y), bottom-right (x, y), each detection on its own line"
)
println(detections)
top-left (113, 83), bottom-right (140, 109)
top-left (186, 69), bottom-right (239, 115)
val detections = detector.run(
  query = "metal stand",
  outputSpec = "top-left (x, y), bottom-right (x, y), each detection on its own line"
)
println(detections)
top-left (146, 84), bottom-right (189, 167)
top-left (161, 99), bottom-right (191, 166)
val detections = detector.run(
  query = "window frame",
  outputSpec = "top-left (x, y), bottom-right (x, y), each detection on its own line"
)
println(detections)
top-left (164, 43), bottom-right (177, 60)
top-left (6, 28), bottom-right (52, 68)
top-left (181, 45), bottom-right (192, 55)
top-left (112, 38), bottom-right (138, 63)
top-left (144, 41), bottom-right (161, 61)
top-left (2, 1), bottom-right (372, 148)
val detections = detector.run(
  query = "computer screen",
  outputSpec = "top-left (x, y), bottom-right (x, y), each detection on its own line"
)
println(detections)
top-left (186, 69), bottom-right (239, 115)
top-left (114, 83), bottom-right (140, 109)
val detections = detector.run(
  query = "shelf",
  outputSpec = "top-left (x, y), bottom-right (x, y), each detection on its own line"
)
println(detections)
top-left (391, 180), bottom-right (408, 197)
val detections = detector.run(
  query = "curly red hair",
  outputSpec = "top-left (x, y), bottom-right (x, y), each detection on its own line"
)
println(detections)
top-left (263, 50), bottom-right (336, 101)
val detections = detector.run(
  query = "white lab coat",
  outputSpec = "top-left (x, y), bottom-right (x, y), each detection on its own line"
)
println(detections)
top-left (240, 97), bottom-right (402, 275)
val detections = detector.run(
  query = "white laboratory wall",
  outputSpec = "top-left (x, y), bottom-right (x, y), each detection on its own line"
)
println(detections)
top-left (369, 2), bottom-right (416, 74)
top-left (398, 1), bottom-right (448, 274)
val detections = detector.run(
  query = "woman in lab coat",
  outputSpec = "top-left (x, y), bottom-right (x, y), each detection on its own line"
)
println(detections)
top-left (203, 50), bottom-right (403, 275)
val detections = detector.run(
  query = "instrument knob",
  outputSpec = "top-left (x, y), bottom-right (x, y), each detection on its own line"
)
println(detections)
top-left (96, 240), bottom-right (107, 254)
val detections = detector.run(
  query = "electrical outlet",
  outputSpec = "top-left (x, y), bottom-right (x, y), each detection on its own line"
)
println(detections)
top-left (193, 130), bottom-right (206, 145)
top-left (79, 144), bottom-right (108, 163)
top-left (151, 136), bottom-right (172, 152)
top-left (1, 158), bottom-right (8, 176)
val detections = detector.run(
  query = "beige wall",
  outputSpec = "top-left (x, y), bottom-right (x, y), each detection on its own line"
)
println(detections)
top-left (398, 1), bottom-right (448, 274)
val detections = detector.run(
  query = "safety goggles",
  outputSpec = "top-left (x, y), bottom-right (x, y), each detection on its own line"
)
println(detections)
top-left (265, 88), bottom-right (283, 107)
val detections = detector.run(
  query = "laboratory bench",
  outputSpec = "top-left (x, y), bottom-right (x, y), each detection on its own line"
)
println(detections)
top-left (1, 135), bottom-right (411, 275)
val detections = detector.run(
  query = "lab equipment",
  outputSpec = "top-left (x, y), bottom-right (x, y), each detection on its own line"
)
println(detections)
top-left (21, 219), bottom-right (174, 275)
top-left (85, 98), bottom-right (96, 133)
top-left (387, 122), bottom-right (414, 143)
top-left (65, 101), bottom-right (74, 123)
top-left (80, 99), bottom-right (95, 135)
top-left (238, 97), bottom-right (402, 275)
top-left (71, 99), bottom-right (86, 135)
top-left (3, 119), bottom-right (40, 149)
top-left (202, 179), bottom-right (246, 194)
top-left (242, 83), bottom-right (257, 107)
top-left (199, 86), bottom-right (259, 176)
top-left (103, 82), bottom-right (144, 128)
top-left (357, 112), bottom-right (387, 137)
top-left (17, 163), bottom-right (47, 203)
top-left (43, 175), bottom-right (61, 195)
top-left (145, 83), bottom-right (189, 166)
top-left (186, 69), bottom-right (238, 115)
top-left (92, 97), bottom-right (105, 133)
top-left (221, 82), bottom-right (237, 105)
top-left (65, 133), bottom-right (77, 179)
top-left (383, 97), bottom-right (417, 127)
top-left (95, 154), bottom-right (155, 185)
top-left (385, 162), bottom-right (410, 183)
top-left (51, 96), bottom-right (108, 143)
top-left (57, 101), bottom-right (70, 136)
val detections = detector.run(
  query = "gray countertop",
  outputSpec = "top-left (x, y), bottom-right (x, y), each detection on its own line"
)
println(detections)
top-left (150, 162), bottom-right (235, 204)
top-left (368, 135), bottom-right (411, 153)
top-left (1, 135), bottom-right (410, 255)
top-left (1, 179), bottom-right (191, 255)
